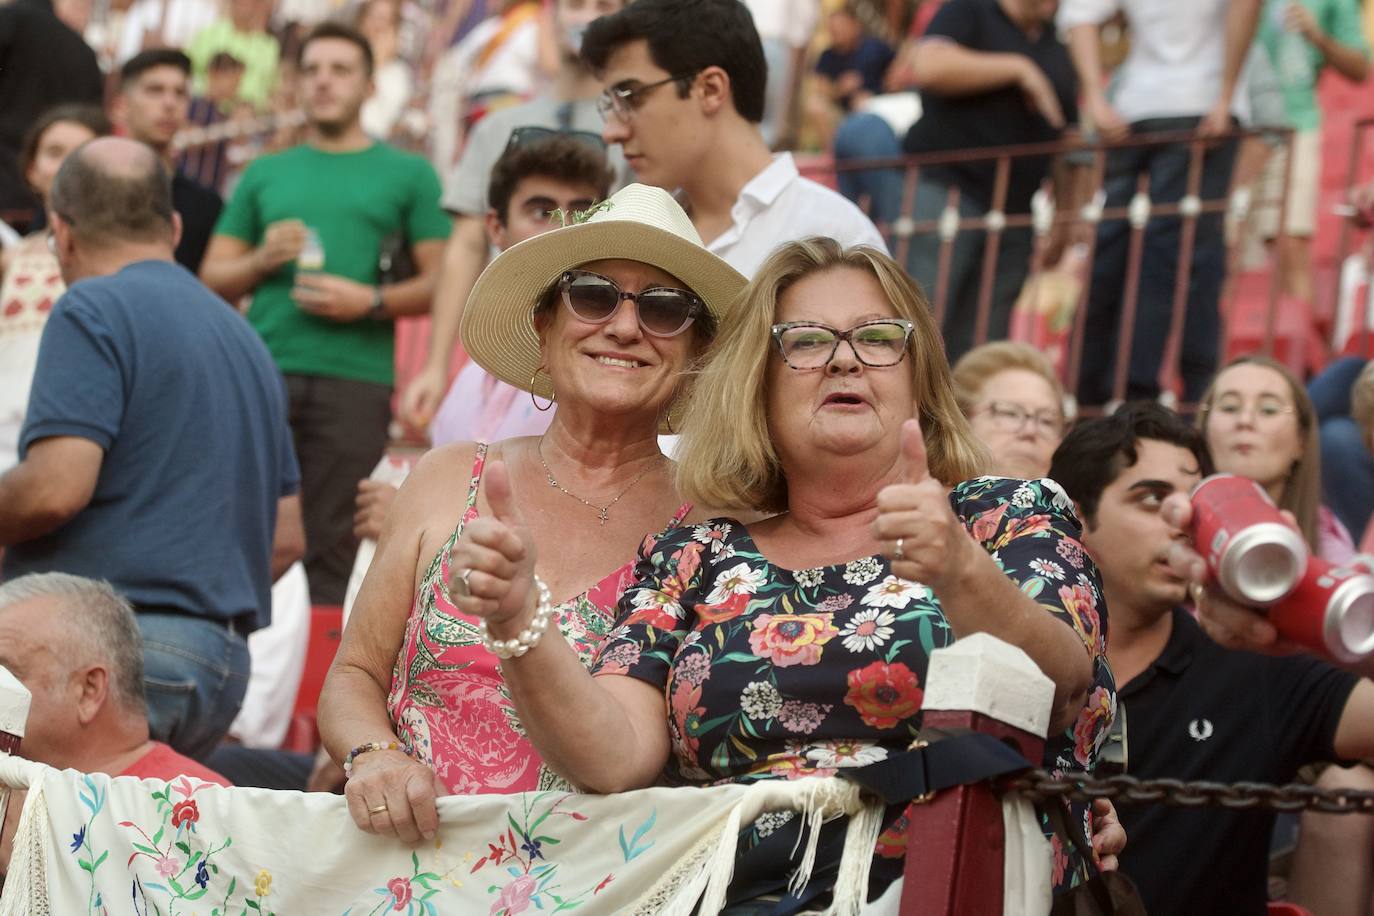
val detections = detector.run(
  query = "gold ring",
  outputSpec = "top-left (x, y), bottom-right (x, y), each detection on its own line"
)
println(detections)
top-left (368, 803), bottom-right (389, 815)
top-left (894, 537), bottom-right (905, 562)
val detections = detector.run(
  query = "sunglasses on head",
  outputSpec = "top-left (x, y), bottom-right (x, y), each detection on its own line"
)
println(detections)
top-left (504, 126), bottom-right (608, 156)
top-left (558, 269), bottom-right (704, 338)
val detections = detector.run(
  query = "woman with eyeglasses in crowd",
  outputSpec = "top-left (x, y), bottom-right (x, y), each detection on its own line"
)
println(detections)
top-left (318, 184), bottom-right (746, 839)
top-left (437, 238), bottom-right (1120, 906)
top-left (952, 341), bottom-right (1069, 480)
top-left (1199, 354), bottom-right (1355, 564)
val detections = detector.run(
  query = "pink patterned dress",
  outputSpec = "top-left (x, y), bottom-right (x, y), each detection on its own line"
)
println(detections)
top-left (386, 442), bottom-right (691, 793)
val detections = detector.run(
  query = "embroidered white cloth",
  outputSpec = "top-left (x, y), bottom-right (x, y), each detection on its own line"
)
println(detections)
top-left (0, 756), bottom-right (893, 916)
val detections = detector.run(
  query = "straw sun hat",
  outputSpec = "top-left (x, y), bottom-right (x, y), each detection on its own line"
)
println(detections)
top-left (460, 183), bottom-right (748, 432)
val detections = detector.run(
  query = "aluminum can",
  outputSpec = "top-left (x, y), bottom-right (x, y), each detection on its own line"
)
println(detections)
top-left (1270, 556), bottom-right (1374, 663)
top-left (1189, 474), bottom-right (1307, 605)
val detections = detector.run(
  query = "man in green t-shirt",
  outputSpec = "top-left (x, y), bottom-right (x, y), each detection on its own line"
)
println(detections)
top-left (1252, 0), bottom-right (1368, 304)
top-left (201, 22), bottom-right (451, 604)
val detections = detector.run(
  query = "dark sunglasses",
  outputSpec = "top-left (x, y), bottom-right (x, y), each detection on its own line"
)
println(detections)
top-left (504, 126), bottom-right (607, 155)
top-left (558, 269), bottom-right (704, 338)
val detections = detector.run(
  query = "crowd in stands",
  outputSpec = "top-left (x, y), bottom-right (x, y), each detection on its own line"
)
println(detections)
top-left (3, 0), bottom-right (1374, 912)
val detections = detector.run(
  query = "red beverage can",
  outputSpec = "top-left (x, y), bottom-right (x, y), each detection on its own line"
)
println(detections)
top-left (1270, 556), bottom-right (1374, 663)
top-left (1189, 474), bottom-right (1307, 605)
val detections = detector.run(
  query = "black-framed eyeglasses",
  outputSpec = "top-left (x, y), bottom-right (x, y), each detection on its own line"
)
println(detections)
top-left (504, 125), bottom-right (607, 155)
top-left (596, 72), bottom-right (698, 121)
top-left (559, 269), bottom-right (704, 338)
top-left (977, 400), bottom-right (1064, 438)
top-left (771, 319), bottom-right (915, 370)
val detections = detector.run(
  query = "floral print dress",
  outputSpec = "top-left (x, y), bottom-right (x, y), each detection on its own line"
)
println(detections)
top-left (590, 475), bottom-right (1118, 893)
top-left (386, 442), bottom-right (692, 794)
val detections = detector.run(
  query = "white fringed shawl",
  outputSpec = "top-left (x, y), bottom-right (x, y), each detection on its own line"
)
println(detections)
top-left (0, 755), bottom-right (890, 915)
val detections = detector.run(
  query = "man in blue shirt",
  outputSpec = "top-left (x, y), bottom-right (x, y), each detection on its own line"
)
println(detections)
top-left (0, 137), bottom-right (303, 760)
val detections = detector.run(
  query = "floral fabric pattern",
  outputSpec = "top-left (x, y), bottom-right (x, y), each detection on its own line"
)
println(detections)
top-left (591, 475), bottom-right (1118, 891)
top-left (387, 442), bottom-right (691, 794)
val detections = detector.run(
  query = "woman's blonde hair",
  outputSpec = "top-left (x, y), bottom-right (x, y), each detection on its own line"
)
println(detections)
top-left (675, 238), bottom-right (987, 513)
top-left (950, 340), bottom-right (1066, 420)
top-left (1198, 354), bottom-right (1323, 550)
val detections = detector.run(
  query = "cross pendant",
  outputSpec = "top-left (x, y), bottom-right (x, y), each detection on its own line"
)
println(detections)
top-left (597, 508), bottom-right (609, 525)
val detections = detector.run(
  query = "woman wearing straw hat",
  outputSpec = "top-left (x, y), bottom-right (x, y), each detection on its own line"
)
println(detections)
top-left (319, 183), bottom-right (747, 841)
top-left (439, 238), bottom-right (1118, 904)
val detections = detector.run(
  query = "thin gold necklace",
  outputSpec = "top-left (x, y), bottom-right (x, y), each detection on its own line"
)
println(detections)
top-left (536, 438), bottom-right (660, 526)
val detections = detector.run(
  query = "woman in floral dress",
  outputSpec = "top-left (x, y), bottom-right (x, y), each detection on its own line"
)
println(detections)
top-left (448, 238), bottom-right (1118, 903)
top-left (319, 184), bottom-right (747, 842)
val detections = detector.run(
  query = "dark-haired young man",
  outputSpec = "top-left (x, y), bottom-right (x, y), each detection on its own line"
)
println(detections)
top-left (114, 49), bottom-right (223, 271)
top-left (0, 137), bottom-right (302, 758)
top-left (354, 133), bottom-right (614, 543)
top-left (580, 0), bottom-right (883, 276)
top-left (1049, 402), bottom-right (1374, 915)
top-left (201, 22), bottom-right (451, 605)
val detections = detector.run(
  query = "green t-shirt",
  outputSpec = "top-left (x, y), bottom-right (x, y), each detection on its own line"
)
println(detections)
top-left (1257, 0), bottom-right (1369, 130)
top-left (215, 143), bottom-right (451, 386)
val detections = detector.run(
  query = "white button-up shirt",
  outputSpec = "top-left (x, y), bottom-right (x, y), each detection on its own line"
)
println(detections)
top-left (1057, 0), bottom-right (1250, 123)
top-left (706, 153), bottom-right (887, 277)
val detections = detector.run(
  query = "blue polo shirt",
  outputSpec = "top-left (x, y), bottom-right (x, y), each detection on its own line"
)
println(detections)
top-left (4, 260), bottom-right (298, 630)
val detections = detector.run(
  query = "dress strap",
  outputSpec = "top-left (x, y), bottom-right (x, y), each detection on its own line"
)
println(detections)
top-left (464, 442), bottom-right (490, 515)
top-left (666, 502), bottom-right (693, 528)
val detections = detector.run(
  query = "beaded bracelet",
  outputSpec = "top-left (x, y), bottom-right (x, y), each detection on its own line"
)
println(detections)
top-left (477, 575), bottom-right (554, 659)
top-left (342, 740), bottom-right (407, 778)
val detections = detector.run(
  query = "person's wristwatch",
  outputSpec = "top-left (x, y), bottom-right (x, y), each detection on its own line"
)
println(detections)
top-left (368, 287), bottom-right (386, 321)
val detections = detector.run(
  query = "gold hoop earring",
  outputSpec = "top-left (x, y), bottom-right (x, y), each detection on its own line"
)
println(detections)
top-left (529, 368), bottom-right (554, 412)
top-left (664, 411), bottom-right (675, 434)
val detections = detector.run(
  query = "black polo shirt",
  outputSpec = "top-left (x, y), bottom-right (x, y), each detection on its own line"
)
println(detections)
top-left (901, 0), bottom-right (1077, 213)
top-left (1116, 608), bottom-right (1358, 916)
top-left (172, 172), bottom-right (223, 273)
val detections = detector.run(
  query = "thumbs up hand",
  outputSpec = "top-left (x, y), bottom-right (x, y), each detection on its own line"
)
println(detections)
top-left (447, 459), bottom-right (539, 628)
top-left (873, 418), bottom-right (975, 590)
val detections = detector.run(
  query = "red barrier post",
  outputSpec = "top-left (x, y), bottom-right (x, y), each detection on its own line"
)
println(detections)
top-left (900, 635), bottom-right (1054, 916)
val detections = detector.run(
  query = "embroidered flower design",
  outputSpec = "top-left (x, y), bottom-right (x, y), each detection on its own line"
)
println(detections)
top-left (817, 593), bottom-right (855, 613)
top-left (674, 651), bottom-right (710, 687)
top-left (752, 811), bottom-right (795, 838)
top-left (1030, 558), bottom-right (1065, 580)
top-left (692, 521), bottom-right (733, 554)
top-left (805, 739), bottom-right (889, 768)
top-left (593, 641), bottom-right (641, 676)
top-left (969, 502), bottom-right (1010, 542)
top-left (696, 590), bottom-right (751, 624)
top-left (491, 873), bottom-right (537, 915)
top-left (1057, 582), bottom-right (1104, 654)
top-left (254, 868), bottom-right (272, 897)
top-left (778, 700), bottom-right (831, 734)
top-left (860, 575), bottom-right (926, 609)
top-left (705, 562), bottom-right (766, 604)
top-left (69, 825), bottom-right (85, 853)
top-left (740, 681), bottom-right (783, 720)
top-left (794, 567), bottom-right (825, 589)
top-left (839, 608), bottom-right (896, 652)
top-left (387, 875), bottom-right (413, 909)
top-left (171, 799), bottom-right (199, 828)
top-left (842, 557), bottom-right (882, 586)
top-left (520, 833), bottom-right (544, 860)
top-left (194, 859), bottom-right (210, 890)
top-left (155, 855), bottom-right (180, 878)
top-left (748, 612), bottom-right (839, 667)
top-left (844, 660), bottom-right (924, 729)
top-left (1072, 685), bottom-right (1116, 767)
top-left (1043, 478), bottom-right (1076, 514)
top-left (1011, 484), bottom-right (1036, 508)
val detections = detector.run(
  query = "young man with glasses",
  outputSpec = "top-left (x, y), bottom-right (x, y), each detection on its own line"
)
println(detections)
top-left (580, 0), bottom-right (884, 277)
top-left (1048, 401), bottom-right (1374, 916)
top-left (400, 0), bottom-right (630, 431)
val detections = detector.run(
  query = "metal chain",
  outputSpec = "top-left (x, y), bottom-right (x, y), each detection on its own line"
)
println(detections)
top-left (1007, 771), bottom-right (1374, 815)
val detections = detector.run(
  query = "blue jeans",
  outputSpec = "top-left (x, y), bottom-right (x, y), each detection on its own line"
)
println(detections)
top-left (833, 112), bottom-right (905, 229)
top-left (137, 612), bottom-right (251, 761)
top-left (1077, 117), bottom-right (1238, 405)
top-left (1310, 356), bottom-right (1374, 539)
top-left (906, 177), bottom-right (1033, 362)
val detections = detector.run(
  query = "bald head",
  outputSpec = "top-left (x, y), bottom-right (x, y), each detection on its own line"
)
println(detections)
top-left (49, 136), bottom-right (175, 248)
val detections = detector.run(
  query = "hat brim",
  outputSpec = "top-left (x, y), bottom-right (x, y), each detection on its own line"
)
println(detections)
top-left (461, 220), bottom-right (747, 433)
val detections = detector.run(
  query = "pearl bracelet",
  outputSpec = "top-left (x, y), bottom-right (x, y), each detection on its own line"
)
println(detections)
top-left (478, 575), bottom-right (554, 658)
